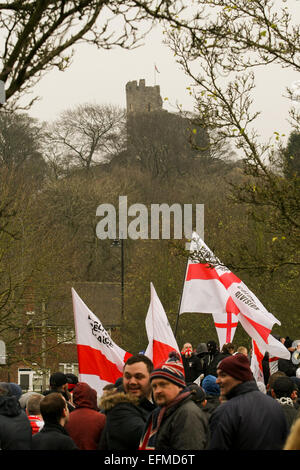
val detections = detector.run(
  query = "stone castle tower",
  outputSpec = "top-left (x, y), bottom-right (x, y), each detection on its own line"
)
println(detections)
top-left (125, 79), bottom-right (163, 114)
top-left (123, 78), bottom-right (210, 166)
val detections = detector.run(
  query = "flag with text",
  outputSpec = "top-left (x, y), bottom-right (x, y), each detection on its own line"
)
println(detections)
top-left (180, 232), bottom-right (290, 360)
top-left (72, 288), bottom-right (132, 395)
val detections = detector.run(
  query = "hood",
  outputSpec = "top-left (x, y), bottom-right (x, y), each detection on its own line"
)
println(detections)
top-left (196, 343), bottom-right (208, 355)
top-left (0, 395), bottom-right (22, 417)
top-left (202, 375), bottom-right (220, 396)
top-left (99, 391), bottom-right (139, 412)
top-left (72, 382), bottom-right (98, 410)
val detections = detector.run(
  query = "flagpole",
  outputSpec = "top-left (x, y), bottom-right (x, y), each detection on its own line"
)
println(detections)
top-left (174, 252), bottom-right (189, 339)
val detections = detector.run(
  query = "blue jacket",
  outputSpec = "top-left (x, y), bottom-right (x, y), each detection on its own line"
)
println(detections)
top-left (209, 380), bottom-right (288, 450)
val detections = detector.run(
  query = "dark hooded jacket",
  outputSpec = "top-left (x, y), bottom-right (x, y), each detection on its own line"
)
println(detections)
top-left (181, 353), bottom-right (203, 384)
top-left (204, 352), bottom-right (231, 377)
top-left (209, 380), bottom-right (288, 450)
top-left (0, 393), bottom-right (32, 450)
top-left (65, 382), bottom-right (106, 450)
top-left (98, 391), bottom-right (156, 450)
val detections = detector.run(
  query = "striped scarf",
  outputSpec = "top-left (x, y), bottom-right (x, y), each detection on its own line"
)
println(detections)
top-left (139, 391), bottom-right (191, 450)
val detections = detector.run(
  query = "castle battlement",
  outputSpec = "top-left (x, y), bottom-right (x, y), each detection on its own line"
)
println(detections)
top-left (126, 79), bottom-right (163, 114)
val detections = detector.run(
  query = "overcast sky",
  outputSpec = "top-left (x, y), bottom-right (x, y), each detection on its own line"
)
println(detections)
top-left (27, 21), bottom-right (299, 145)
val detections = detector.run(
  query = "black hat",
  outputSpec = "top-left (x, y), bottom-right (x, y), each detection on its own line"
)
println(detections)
top-left (114, 377), bottom-right (124, 392)
top-left (50, 372), bottom-right (67, 388)
top-left (66, 373), bottom-right (78, 384)
top-left (285, 337), bottom-right (293, 349)
top-left (65, 373), bottom-right (78, 392)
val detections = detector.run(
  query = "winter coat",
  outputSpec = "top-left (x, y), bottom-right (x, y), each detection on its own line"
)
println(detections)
top-left (204, 352), bottom-right (230, 377)
top-left (181, 354), bottom-right (203, 384)
top-left (0, 394), bottom-right (32, 450)
top-left (65, 382), bottom-right (106, 450)
top-left (139, 389), bottom-right (209, 450)
top-left (31, 423), bottom-right (78, 450)
top-left (209, 380), bottom-right (288, 450)
top-left (98, 392), bottom-right (156, 450)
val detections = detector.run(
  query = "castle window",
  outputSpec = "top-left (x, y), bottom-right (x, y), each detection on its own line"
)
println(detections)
top-left (148, 103), bottom-right (151, 112)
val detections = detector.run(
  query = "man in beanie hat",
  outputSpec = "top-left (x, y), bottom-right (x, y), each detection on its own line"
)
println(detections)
top-left (201, 375), bottom-right (221, 418)
top-left (139, 351), bottom-right (209, 450)
top-left (208, 353), bottom-right (289, 450)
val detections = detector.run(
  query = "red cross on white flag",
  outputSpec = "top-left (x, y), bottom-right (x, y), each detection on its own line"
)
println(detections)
top-left (179, 232), bottom-right (290, 360)
top-left (212, 312), bottom-right (239, 350)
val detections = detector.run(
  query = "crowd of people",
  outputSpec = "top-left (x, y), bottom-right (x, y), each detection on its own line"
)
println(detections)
top-left (1, 336), bottom-right (300, 451)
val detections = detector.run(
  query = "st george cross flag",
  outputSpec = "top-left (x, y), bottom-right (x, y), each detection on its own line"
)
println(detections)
top-left (180, 232), bottom-right (290, 360)
top-left (145, 283), bottom-right (180, 367)
top-left (72, 288), bottom-right (132, 395)
top-left (212, 312), bottom-right (239, 350)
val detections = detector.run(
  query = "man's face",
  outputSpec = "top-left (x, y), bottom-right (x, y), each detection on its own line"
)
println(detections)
top-left (182, 343), bottom-right (193, 357)
top-left (151, 378), bottom-right (182, 407)
top-left (216, 369), bottom-right (242, 396)
top-left (123, 361), bottom-right (151, 399)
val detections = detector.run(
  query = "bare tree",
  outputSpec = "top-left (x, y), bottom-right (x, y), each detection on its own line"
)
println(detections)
top-left (43, 102), bottom-right (126, 171)
top-left (0, 0), bottom-right (174, 108)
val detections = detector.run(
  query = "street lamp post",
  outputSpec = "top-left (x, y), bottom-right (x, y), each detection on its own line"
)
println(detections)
top-left (41, 300), bottom-right (47, 392)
